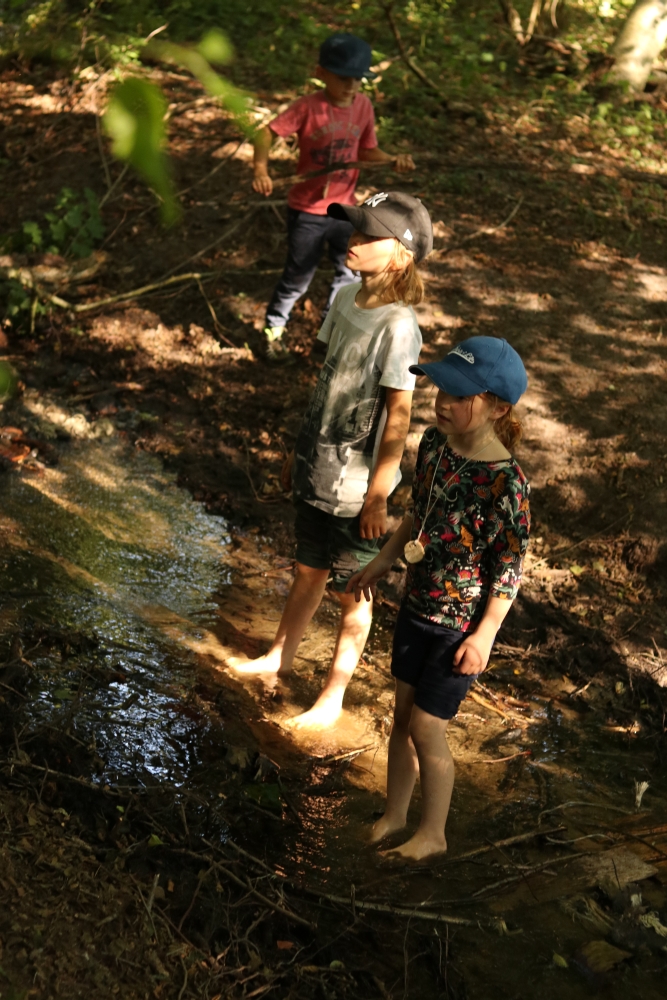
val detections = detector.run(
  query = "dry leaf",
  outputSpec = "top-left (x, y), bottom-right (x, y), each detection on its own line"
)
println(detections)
top-left (575, 939), bottom-right (632, 975)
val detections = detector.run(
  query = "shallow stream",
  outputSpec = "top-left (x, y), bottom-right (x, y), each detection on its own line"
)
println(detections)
top-left (1, 436), bottom-right (666, 999)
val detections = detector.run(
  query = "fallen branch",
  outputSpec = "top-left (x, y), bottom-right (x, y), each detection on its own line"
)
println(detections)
top-left (442, 195), bottom-right (524, 254)
top-left (538, 800), bottom-right (638, 823)
top-left (307, 890), bottom-right (479, 926)
top-left (315, 743), bottom-right (377, 764)
top-left (468, 689), bottom-right (523, 723)
top-left (271, 157), bottom-right (399, 189)
top-left (472, 851), bottom-right (586, 898)
top-left (176, 849), bottom-right (314, 929)
top-left (444, 825), bottom-right (566, 864)
top-left (161, 201), bottom-right (287, 280)
top-left (470, 750), bottom-right (532, 764)
top-left (382, 3), bottom-right (444, 95)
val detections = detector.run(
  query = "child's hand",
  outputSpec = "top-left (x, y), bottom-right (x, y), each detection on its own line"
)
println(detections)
top-left (281, 451), bottom-right (294, 491)
top-left (253, 171), bottom-right (273, 196)
top-left (393, 153), bottom-right (415, 173)
top-left (346, 555), bottom-right (392, 602)
top-left (360, 494), bottom-right (387, 539)
top-left (452, 632), bottom-right (493, 676)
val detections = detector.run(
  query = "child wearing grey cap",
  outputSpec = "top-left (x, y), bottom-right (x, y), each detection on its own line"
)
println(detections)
top-left (230, 193), bottom-right (432, 732)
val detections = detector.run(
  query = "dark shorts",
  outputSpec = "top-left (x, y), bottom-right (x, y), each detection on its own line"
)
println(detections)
top-left (294, 499), bottom-right (380, 592)
top-left (391, 606), bottom-right (480, 720)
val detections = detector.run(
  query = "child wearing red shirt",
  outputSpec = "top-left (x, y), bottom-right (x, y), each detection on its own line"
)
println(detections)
top-left (253, 33), bottom-right (414, 360)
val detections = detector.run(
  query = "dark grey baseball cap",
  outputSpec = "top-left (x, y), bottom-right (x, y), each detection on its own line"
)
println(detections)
top-left (327, 191), bottom-right (433, 262)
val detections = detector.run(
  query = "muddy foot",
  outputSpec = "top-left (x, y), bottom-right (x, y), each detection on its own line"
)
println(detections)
top-left (368, 814), bottom-right (407, 844)
top-left (284, 701), bottom-right (343, 730)
top-left (227, 654), bottom-right (288, 676)
top-left (380, 833), bottom-right (447, 865)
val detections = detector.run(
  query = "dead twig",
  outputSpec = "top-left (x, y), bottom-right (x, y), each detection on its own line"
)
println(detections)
top-left (175, 848), bottom-right (313, 929)
top-left (315, 743), bottom-right (377, 764)
top-left (472, 852), bottom-right (586, 898)
top-left (538, 800), bottom-right (638, 823)
top-left (470, 750), bottom-right (532, 764)
top-left (442, 196), bottom-right (524, 254)
top-left (304, 890), bottom-right (479, 926)
top-left (382, 3), bottom-right (444, 95)
top-left (195, 277), bottom-right (237, 348)
top-left (442, 825), bottom-right (566, 864)
top-left (160, 201), bottom-right (287, 280)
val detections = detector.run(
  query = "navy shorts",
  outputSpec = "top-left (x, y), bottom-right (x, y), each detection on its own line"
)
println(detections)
top-left (294, 500), bottom-right (380, 592)
top-left (391, 606), bottom-right (480, 720)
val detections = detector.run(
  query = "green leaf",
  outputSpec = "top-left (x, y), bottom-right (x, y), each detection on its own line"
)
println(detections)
top-left (553, 953), bottom-right (568, 968)
top-left (53, 687), bottom-right (75, 700)
top-left (197, 29), bottom-right (233, 66)
top-left (148, 36), bottom-right (252, 131)
top-left (104, 77), bottom-right (179, 225)
top-left (0, 362), bottom-right (17, 399)
top-left (148, 833), bottom-right (165, 847)
top-left (569, 564), bottom-right (584, 576)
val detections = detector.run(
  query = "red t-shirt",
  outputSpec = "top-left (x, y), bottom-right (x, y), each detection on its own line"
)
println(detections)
top-left (269, 91), bottom-right (378, 215)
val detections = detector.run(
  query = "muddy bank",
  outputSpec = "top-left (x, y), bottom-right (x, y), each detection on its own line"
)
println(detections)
top-left (2, 63), bottom-right (667, 998)
top-left (1, 429), bottom-right (666, 999)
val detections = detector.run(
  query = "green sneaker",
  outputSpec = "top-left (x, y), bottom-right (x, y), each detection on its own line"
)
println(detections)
top-left (264, 326), bottom-right (293, 363)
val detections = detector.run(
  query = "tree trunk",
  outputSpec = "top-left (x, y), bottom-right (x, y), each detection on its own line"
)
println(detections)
top-left (609, 0), bottom-right (667, 91)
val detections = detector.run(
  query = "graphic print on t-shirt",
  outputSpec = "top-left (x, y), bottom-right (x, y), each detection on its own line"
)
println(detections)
top-left (291, 284), bottom-right (422, 516)
top-left (268, 92), bottom-right (377, 214)
top-left (295, 323), bottom-right (385, 513)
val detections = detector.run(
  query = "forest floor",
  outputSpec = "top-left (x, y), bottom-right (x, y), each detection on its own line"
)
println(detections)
top-left (1, 61), bottom-right (667, 999)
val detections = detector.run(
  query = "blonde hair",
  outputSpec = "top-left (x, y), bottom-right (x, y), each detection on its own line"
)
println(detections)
top-left (483, 393), bottom-right (522, 452)
top-left (380, 240), bottom-right (424, 306)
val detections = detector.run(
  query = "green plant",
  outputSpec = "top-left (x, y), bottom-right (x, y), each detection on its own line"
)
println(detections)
top-left (11, 186), bottom-right (104, 258)
top-left (104, 29), bottom-right (252, 224)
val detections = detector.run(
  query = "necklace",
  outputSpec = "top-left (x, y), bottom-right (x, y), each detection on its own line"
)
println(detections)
top-left (323, 96), bottom-right (355, 199)
top-left (404, 434), bottom-right (498, 565)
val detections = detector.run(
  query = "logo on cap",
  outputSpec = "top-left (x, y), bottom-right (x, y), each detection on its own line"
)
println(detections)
top-left (449, 346), bottom-right (475, 364)
top-left (364, 192), bottom-right (389, 208)
top-left (403, 228), bottom-right (413, 240)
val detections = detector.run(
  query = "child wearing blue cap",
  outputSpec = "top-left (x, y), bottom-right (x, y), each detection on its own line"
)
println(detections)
top-left (252, 32), bottom-right (415, 360)
top-left (347, 336), bottom-right (531, 862)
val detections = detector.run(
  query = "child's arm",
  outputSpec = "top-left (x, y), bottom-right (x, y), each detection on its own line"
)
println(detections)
top-left (252, 126), bottom-right (275, 196)
top-left (360, 388), bottom-right (413, 540)
top-left (347, 514), bottom-right (413, 602)
top-left (358, 146), bottom-right (415, 173)
top-left (452, 596), bottom-right (513, 676)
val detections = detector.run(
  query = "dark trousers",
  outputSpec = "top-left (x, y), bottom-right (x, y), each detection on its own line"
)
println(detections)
top-left (265, 208), bottom-right (356, 329)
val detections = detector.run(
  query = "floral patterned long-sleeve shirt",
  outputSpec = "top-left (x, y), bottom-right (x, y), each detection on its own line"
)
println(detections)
top-left (403, 426), bottom-right (531, 631)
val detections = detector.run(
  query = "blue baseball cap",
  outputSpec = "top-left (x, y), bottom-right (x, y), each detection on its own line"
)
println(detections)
top-left (409, 336), bottom-right (528, 404)
top-left (319, 33), bottom-right (376, 80)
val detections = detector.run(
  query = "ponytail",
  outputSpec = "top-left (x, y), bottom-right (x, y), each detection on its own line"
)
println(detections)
top-left (484, 394), bottom-right (522, 452)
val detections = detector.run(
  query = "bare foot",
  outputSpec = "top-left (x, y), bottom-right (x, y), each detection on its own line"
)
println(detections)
top-left (369, 814), bottom-right (407, 844)
top-left (284, 700), bottom-right (343, 731)
top-left (380, 831), bottom-right (447, 864)
top-left (227, 653), bottom-right (290, 676)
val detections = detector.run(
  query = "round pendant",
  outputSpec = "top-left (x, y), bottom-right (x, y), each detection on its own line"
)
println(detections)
top-left (404, 539), bottom-right (425, 564)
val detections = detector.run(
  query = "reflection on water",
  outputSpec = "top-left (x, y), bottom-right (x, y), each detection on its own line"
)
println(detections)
top-left (0, 440), bottom-right (232, 785)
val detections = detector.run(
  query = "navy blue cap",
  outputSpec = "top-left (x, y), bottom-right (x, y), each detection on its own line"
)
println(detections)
top-left (410, 336), bottom-right (527, 404)
top-left (319, 33), bottom-right (376, 80)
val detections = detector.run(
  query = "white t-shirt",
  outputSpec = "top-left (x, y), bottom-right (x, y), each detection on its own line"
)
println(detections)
top-left (292, 283), bottom-right (422, 516)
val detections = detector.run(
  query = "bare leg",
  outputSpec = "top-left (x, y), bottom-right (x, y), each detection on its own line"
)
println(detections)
top-left (286, 589), bottom-right (373, 729)
top-left (383, 707), bottom-right (453, 862)
top-left (370, 680), bottom-right (418, 843)
top-left (230, 562), bottom-right (329, 675)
